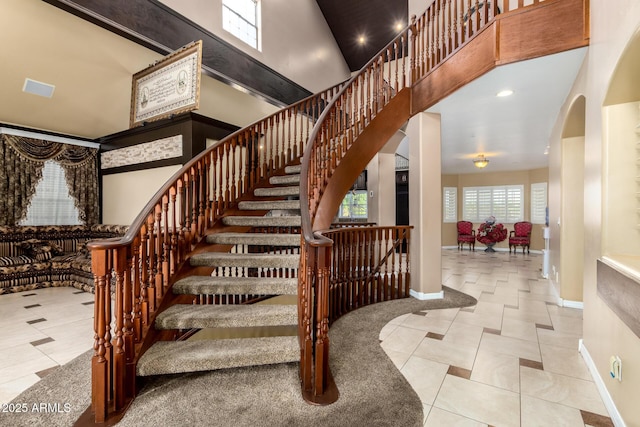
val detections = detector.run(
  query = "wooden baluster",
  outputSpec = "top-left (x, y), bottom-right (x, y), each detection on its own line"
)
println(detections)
top-left (198, 161), bottom-right (207, 234)
top-left (518, 0), bottom-right (524, 8)
top-left (286, 109), bottom-right (293, 163)
top-left (112, 248), bottom-right (126, 410)
top-left (162, 197), bottom-right (170, 288)
top-left (123, 244), bottom-right (135, 401)
top-left (145, 214), bottom-right (156, 313)
top-left (223, 144), bottom-right (231, 210)
top-left (131, 236), bottom-right (142, 342)
top-left (154, 205), bottom-right (164, 304)
top-left (91, 248), bottom-right (109, 423)
top-left (482, 0), bottom-right (489, 27)
top-left (169, 187), bottom-right (178, 272)
top-left (139, 224), bottom-right (149, 327)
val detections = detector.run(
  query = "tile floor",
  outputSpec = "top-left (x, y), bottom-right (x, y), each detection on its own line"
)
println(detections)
top-left (0, 250), bottom-right (613, 426)
top-left (380, 249), bottom-right (613, 426)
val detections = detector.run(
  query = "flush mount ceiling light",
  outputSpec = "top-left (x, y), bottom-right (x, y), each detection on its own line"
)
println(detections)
top-left (473, 154), bottom-right (490, 168)
top-left (496, 89), bottom-right (514, 97)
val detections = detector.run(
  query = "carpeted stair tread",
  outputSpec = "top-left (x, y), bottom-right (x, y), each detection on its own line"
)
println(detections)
top-left (284, 164), bottom-right (301, 174)
top-left (136, 335), bottom-right (299, 376)
top-left (190, 252), bottom-right (300, 268)
top-left (222, 215), bottom-right (301, 227)
top-left (206, 232), bottom-right (300, 246)
top-left (173, 276), bottom-right (298, 295)
top-left (155, 304), bottom-right (297, 330)
top-left (238, 200), bottom-right (300, 210)
top-left (270, 174), bottom-right (300, 185)
top-left (254, 185), bottom-right (300, 197)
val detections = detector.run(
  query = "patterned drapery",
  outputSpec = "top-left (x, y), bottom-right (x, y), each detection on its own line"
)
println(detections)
top-left (0, 134), bottom-right (98, 226)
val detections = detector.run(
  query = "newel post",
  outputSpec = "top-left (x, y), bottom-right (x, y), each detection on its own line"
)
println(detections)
top-left (314, 244), bottom-right (331, 396)
top-left (91, 248), bottom-right (110, 423)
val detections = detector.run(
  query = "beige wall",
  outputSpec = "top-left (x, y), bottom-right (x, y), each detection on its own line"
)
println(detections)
top-left (102, 165), bottom-right (182, 225)
top-left (547, 0), bottom-right (640, 424)
top-left (159, 0), bottom-right (350, 93)
top-left (441, 168), bottom-right (549, 251)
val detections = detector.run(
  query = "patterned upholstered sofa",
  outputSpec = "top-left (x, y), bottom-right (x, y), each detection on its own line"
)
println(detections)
top-left (0, 224), bottom-right (128, 295)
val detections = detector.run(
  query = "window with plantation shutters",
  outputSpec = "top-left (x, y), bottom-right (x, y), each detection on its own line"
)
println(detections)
top-left (462, 185), bottom-right (524, 223)
top-left (443, 187), bottom-right (457, 222)
top-left (531, 182), bottom-right (548, 224)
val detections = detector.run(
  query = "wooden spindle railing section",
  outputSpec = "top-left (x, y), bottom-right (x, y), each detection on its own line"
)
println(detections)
top-left (297, 0), bottom-right (548, 406)
top-left (321, 226), bottom-right (412, 322)
top-left (87, 82), bottom-right (343, 422)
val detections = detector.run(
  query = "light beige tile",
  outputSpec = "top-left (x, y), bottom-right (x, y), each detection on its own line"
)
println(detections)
top-left (479, 332), bottom-right (541, 362)
top-left (382, 348), bottom-right (411, 370)
top-left (379, 322), bottom-right (399, 341)
top-left (0, 324), bottom-right (49, 349)
top-left (454, 310), bottom-right (502, 331)
top-left (473, 301), bottom-right (504, 316)
top-left (413, 338), bottom-right (478, 371)
top-left (549, 314), bottom-right (583, 335)
top-left (521, 394), bottom-right (585, 427)
top-left (479, 287), bottom-right (519, 306)
top-left (380, 325), bottom-right (429, 354)
top-left (434, 374), bottom-right (520, 427)
top-left (501, 317), bottom-right (538, 343)
top-left (388, 313), bottom-right (412, 326)
top-left (470, 349), bottom-right (520, 392)
top-left (504, 305), bottom-right (551, 326)
top-left (546, 305), bottom-right (583, 319)
top-left (540, 344), bottom-right (592, 381)
top-left (443, 322), bottom-right (484, 348)
top-left (401, 314), bottom-right (453, 334)
top-left (423, 403), bottom-right (432, 425)
top-left (425, 307), bottom-right (460, 321)
top-left (400, 356), bottom-right (449, 405)
top-left (0, 373), bottom-right (41, 403)
top-left (537, 328), bottom-right (582, 350)
top-left (0, 354), bottom-right (58, 385)
top-left (520, 366), bottom-right (609, 416)
top-left (425, 407), bottom-right (488, 427)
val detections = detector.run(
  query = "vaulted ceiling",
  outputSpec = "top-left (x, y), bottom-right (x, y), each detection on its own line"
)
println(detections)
top-left (315, 0), bottom-right (408, 71)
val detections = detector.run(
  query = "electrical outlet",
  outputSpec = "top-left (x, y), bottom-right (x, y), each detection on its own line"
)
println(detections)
top-left (610, 356), bottom-right (622, 381)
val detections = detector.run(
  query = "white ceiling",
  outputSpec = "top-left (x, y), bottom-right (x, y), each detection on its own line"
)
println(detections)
top-left (427, 47), bottom-right (587, 174)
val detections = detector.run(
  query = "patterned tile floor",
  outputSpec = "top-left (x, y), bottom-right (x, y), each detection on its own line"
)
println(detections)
top-left (381, 249), bottom-right (613, 426)
top-left (0, 250), bottom-right (614, 426)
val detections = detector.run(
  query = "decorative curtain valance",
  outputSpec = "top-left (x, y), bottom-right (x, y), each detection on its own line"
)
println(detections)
top-left (0, 134), bottom-right (99, 225)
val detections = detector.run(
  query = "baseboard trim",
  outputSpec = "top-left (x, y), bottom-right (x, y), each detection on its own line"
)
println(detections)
top-left (578, 339), bottom-right (626, 427)
top-left (410, 289), bottom-right (444, 300)
top-left (559, 299), bottom-right (584, 309)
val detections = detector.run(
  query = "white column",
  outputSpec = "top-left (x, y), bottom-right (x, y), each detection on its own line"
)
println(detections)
top-left (407, 112), bottom-right (443, 299)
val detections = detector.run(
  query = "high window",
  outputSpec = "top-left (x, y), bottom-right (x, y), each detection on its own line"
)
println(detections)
top-left (462, 185), bottom-right (524, 223)
top-left (222, 0), bottom-right (260, 50)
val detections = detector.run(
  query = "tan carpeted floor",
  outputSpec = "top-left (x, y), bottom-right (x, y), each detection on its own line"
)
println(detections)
top-left (0, 286), bottom-right (476, 427)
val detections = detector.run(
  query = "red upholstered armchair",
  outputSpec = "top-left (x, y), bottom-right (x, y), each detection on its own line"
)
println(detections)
top-left (509, 221), bottom-right (533, 253)
top-left (457, 221), bottom-right (475, 251)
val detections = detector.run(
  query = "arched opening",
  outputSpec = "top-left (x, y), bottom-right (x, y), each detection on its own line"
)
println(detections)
top-left (559, 95), bottom-right (586, 304)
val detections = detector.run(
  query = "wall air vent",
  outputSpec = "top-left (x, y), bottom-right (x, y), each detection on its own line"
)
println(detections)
top-left (23, 78), bottom-right (55, 98)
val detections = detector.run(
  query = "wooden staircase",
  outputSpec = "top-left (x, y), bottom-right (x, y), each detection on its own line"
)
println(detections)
top-left (87, 0), bottom-right (589, 422)
top-left (137, 164), bottom-right (304, 377)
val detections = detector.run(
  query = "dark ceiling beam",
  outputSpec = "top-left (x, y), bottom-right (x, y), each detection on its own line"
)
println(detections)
top-left (43, 0), bottom-right (312, 106)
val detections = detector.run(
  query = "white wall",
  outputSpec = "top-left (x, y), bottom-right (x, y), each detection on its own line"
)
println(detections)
top-left (158, 0), bottom-right (350, 93)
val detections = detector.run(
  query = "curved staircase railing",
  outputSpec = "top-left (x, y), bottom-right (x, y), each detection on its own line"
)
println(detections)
top-left (85, 0), bottom-right (572, 421)
top-left (298, 0), bottom-right (501, 403)
top-left (87, 82), bottom-right (343, 422)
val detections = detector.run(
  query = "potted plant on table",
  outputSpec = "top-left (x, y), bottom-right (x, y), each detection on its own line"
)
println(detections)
top-left (476, 216), bottom-right (507, 252)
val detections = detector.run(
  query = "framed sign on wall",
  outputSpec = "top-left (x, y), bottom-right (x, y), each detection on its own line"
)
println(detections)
top-left (130, 40), bottom-right (202, 128)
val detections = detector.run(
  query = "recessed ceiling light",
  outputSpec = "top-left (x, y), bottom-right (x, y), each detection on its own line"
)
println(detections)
top-left (358, 35), bottom-right (366, 45)
top-left (496, 89), bottom-right (514, 97)
top-left (395, 22), bottom-right (403, 31)
top-left (23, 78), bottom-right (55, 98)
